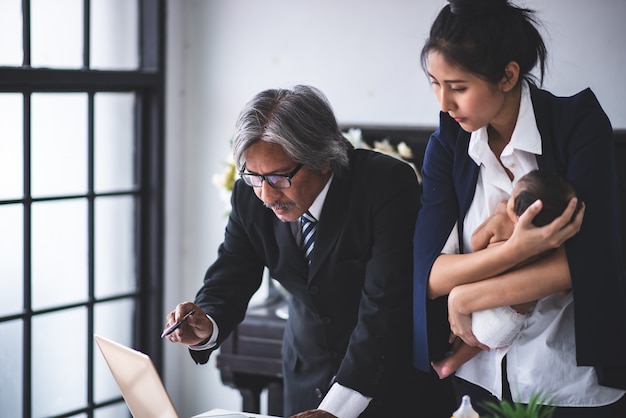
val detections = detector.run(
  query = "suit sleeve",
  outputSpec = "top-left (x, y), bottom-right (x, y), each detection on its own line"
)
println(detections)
top-left (411, 117), bottom-right (462, 371)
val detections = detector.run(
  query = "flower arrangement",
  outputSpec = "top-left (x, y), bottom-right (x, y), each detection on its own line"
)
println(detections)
top-left (342, 128), bottom-right (422, 183)
top-left (212, 154), bottom-right (237, 215)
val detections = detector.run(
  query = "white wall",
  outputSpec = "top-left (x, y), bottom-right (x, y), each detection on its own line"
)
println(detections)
top-left (165, 1), bottom-right (626, 416)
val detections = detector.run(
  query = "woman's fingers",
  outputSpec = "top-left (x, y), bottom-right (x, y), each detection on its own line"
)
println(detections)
top-left (513, 197), bottom-right (584, 257)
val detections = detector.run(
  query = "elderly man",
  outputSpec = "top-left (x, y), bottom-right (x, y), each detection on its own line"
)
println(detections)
top-left (164, 85), bottom-right (454, 418)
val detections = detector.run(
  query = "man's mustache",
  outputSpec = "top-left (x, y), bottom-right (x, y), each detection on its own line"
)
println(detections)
top-left (264, 201), bottom-right (296, 211)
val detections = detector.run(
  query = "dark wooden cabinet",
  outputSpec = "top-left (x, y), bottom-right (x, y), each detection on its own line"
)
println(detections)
top-left (216, 297), bottom-right (286, 416)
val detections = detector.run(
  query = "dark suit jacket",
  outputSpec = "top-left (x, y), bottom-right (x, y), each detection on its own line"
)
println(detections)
top-left (413, 84), bottom-right (626, 389)
top-left (191, 148), bottom-right (455, 416)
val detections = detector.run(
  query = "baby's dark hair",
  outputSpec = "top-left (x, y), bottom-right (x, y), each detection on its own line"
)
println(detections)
top-left (514, 170), bottom-right (579, 227)
top-left (421, 0), bottom-right (547, 86)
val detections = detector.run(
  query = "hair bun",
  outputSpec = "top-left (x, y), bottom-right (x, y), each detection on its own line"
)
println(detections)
top-left (448, 0), bottom-right (507, 16)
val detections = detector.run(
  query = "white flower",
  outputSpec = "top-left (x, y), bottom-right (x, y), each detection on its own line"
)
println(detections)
top-left (342, 128), bottom-right (370, 149)
top-left (212, 156), bottom-right (237, 192)
top-left (213, 156), bottom-right (238, 215)
top-left (372, 139), bottom-right (396, 155)
top-left (396, 142), bottom-right (414, 159)
top-left (343, 129), bottom-right (422, 184)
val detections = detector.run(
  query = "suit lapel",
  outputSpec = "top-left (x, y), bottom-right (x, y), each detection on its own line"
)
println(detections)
top-left (273, 217), bottom-right (309, 276)
top-left (455, 129), bottom-right (480, 234)
top-left (308, 167), bottom-right (350, 280)
top-left (530, 85), bottom-right (556, 173)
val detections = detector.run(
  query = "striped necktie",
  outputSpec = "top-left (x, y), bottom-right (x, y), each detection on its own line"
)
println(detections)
top-left (300, 211), bottom-right (317, 264)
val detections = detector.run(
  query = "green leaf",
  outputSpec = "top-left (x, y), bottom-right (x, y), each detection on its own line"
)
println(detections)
top-left (480, 392), bottom-right (556, 418)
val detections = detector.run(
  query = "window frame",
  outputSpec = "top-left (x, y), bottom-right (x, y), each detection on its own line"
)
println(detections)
top-left (0, 0), bottom-right (166, 416)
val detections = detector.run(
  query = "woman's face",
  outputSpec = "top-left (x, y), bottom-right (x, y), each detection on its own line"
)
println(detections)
top-left (426, 51), bottom-right (508, 133)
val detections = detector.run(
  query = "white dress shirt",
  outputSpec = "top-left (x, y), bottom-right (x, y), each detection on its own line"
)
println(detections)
top-left (442, 82), bottom-right (625, 406)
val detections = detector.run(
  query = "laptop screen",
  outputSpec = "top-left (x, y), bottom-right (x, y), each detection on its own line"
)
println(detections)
top-left (94, 334), bottom-right (179, 418)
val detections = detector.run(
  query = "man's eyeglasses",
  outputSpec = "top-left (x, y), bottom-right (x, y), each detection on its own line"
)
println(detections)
top-left (240, 163), bottom-right (304, 189)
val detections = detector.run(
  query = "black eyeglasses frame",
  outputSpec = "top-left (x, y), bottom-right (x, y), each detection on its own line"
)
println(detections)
top-left (239, 163), bottom-right (304, 189)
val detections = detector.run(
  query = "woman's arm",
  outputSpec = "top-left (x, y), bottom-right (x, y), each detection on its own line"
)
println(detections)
top-left (447, 245), bottom-right (572, 348)
top-left (428, 196), bottom-right (583, 298)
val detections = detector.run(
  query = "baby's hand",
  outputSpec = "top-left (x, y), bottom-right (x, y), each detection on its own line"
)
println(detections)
top-left (494, 199), bottom-right (508, 214)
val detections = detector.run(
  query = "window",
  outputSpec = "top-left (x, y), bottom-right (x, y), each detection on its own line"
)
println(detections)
top-left (0, 1), bottom-right (165, 416)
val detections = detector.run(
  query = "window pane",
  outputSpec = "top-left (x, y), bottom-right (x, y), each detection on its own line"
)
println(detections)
top-left (95, 196), bottom-right (136, 298)
top-left (94, 299), bottom-right (135, 403)
top-left (0, 0), bottom-right (22, 66)
top-left (0, 94), bottom-right (23, 200)
top-left (95, 93), bottom-right (136, 192)
top-left (32, 308), bottom-right (87, 418)
top-left (0, 320), bottom-right (23, 418)
top-left (0, 204), bottom-right (23, 316)
top-left (31, 93), bottom-right (87, 197)
top-left (32, 199), bottom-right (88, 310)
top-left (31, 0), bottom-right (83, 68)
top-left (91, 0), bottom-right (139, 70)
top-left (95, 403), bottom-right (130, 418)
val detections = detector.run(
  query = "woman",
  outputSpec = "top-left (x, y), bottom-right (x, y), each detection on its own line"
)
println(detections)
top-left (412, 0), bottom-right (626, 416)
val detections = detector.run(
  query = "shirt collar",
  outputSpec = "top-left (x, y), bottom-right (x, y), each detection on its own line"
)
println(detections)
top-left (468, 81), bottom-right (542, 165)
top-left (307, 173), bottom-right (333, 221)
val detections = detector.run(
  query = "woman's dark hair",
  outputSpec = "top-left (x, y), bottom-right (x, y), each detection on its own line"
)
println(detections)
top-left (514, 170), bottom-right (579, 227)
top-left (421, 0), bottom-right (547, 86)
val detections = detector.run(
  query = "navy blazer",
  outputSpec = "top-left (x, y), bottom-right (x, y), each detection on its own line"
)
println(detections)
top-left (190, 148), bottom-right (454, 415)
top-left (413, 85), bottom-right (626, 388)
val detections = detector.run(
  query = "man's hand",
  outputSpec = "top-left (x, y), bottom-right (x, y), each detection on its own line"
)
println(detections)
top-left (290, 410), bottom-right (336, 418)
top-left (163, 301), bottom-right (213, 345)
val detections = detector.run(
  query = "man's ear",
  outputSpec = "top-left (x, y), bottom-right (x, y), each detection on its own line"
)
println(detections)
top-left (500, 61), bottom-right (520, 92)
top-left (320, 161), bottom-right (332, 176)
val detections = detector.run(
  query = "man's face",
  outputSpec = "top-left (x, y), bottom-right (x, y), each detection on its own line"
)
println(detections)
top-left (243, 141), bottom-right (330, 222)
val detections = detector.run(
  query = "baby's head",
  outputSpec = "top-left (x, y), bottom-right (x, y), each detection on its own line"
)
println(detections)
top-left (507, 170), bottom-right (579, 226)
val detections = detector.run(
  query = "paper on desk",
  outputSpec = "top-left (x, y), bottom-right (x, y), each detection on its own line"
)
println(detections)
top-left (192, 408), bottom-right (278, 418)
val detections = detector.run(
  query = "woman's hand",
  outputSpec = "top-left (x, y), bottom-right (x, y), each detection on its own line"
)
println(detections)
top-left (507, 197), bottom-right (584, 261)
top-left (447, 286), bottom-right (489, 351)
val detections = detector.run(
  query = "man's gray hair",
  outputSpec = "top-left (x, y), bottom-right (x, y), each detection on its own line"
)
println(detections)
top-left (232, 85), bottom-right (351, 173)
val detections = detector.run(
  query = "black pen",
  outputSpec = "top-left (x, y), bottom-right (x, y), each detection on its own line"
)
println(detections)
top-left (161, 309), bottom-right (196, 338)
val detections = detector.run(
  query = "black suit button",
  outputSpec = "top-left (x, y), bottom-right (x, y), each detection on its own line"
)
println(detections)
top-left (321, 316), bottom-right (331, 325)
top-left (309, 285), bottom-right (319, 295)
top-left (329, 350), bottom-right (338, 359)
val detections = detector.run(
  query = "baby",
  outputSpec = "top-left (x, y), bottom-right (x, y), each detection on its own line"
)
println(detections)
top-left (432, 169), bottom-right (581, 379)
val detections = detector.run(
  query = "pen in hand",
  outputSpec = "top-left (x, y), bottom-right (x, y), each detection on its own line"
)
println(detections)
top-left (161, 309), bottom-right (196, 338)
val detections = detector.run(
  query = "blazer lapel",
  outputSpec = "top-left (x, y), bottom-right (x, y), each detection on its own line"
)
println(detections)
top-left (308, 168), bottom-right (350, 280)
top-left (455, 129), bottom-right (480, 238)
top-left (530, 85), bottom-right (557, 173)
top-left (273, 218), bottom-right (309, 276)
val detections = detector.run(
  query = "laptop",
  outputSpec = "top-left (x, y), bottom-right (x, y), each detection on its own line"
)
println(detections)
top-left (94, 334), bottom-right (250, 418)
